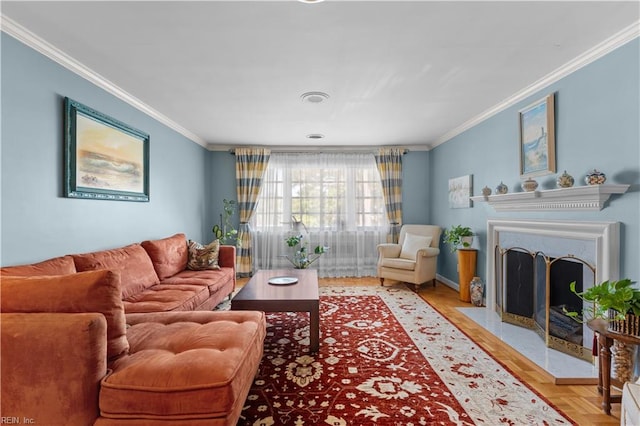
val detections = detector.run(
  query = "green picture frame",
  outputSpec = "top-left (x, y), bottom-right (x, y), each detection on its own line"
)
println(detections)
top-left (64, 98), bottom-right (150, 202)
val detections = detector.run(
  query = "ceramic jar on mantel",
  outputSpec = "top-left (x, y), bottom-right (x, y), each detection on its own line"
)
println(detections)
top-left (556, 170), bottom-right (575, 188)
top-left (585, 169), bottom-right (607, 185)
top-left (521, 177), bottom-right (538, 192)
top-left (481, 186), bottom-right (492, 196)
top-left (495, 182), bottom-right (508, 195)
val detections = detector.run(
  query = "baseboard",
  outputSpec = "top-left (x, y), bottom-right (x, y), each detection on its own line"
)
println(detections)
top-left (436, 274), bottom-right (459, 292)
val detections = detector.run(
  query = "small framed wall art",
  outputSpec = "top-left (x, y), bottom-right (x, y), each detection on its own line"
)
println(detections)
top-left (448, 174), bottom-right (473, 208)
top-left (519, 93), bottom-right (556, 177)
top-left (64, 98), bottom-right (150, 201)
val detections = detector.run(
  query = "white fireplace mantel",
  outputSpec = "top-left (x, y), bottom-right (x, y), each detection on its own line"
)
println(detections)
top-left (470, 184), bottom-right (629, 211)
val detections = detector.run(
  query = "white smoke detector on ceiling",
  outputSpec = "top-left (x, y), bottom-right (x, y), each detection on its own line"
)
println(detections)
top-left (301, 92), bottom-right (329, 104)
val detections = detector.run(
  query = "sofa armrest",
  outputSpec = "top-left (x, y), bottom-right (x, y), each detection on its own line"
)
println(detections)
top-left (417, 247), bottom-right (440, 258)
top-left (377, 243), bottom-right (402, 259)
top-left (218, 244), bottom-right (236, 269)
top-left (1, 313), bottom-right (108, 424)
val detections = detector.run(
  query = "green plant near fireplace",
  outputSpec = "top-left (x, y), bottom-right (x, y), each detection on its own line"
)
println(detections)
top-left (563, 278), bottom-right (640, 323)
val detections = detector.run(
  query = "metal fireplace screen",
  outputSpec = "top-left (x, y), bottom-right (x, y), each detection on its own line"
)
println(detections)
top-left (494, 245), bottom-right (596, 361)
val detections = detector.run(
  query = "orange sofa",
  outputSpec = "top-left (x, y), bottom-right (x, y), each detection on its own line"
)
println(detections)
top-left (1, 235), bottom-right (267, 425)
top-left (1, 233), bottom-right (235, 313)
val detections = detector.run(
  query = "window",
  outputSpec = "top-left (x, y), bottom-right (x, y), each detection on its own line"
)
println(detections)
top-left (251, 152), bottom-right (388, 277)
top-left (253, 153), bottom-right (387, 232)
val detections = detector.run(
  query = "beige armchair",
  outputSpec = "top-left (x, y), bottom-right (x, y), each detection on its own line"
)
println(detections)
top-left (377, 225), bottom-right (442, 290)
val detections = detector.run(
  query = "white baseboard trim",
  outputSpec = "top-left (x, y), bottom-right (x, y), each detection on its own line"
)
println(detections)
top-left (436, 274), bottom-right (459, 292)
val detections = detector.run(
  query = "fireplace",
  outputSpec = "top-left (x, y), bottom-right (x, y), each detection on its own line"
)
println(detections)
top-left (486, 219), bottom-right (620, 360)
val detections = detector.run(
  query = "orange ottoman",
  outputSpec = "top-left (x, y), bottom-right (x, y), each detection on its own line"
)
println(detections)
top-left (97, 310), bottom-right (266, 425)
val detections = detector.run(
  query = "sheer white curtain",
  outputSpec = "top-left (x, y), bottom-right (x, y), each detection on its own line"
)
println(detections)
top-left (251, 152), bottom-right (388, 277)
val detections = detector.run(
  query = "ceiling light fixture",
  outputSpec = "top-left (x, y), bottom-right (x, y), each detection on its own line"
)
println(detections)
top-left (300, 92), bottom-right (329, 104)
top-left (297, 0), bottom-right (325, 4)
top-left (306, 134), bottom-right (325, 140)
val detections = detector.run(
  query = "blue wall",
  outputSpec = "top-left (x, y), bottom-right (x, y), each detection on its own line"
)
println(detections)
top-left (3, 30), bottom-right (637, 281)
top-left (431, 38), bottom-right (640, 285)
top-left (1, 34), bottom-right (211, 266)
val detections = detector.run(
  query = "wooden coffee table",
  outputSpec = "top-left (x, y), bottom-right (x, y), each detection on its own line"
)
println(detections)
top-left (231, 269), bottom-right (320, 352)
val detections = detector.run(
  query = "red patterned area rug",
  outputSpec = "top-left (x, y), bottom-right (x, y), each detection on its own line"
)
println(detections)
top-left (238, 285), bottom-right (574, 425)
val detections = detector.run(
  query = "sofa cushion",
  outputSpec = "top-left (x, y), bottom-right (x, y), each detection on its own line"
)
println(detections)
top-left (1, 255), bottom-right (77, 276)
top-left (187, 239), bottom-right (221, 271)
top-left (380, 257), bottom-right (416, 271)
top-left (122, 284), bottom-right (211, 313)
top-left (161, 267), bottom-right (234, 290)
top-left (0, 270), bottom-right (129, 361)
top-left (100, 310), bottom-right (266, 421)
top-left (141, 233), bottom-right (188, 280)
top-left (72, 244), bottom-right (160, 300)
top-left (400, 233), bottom-right (433, 260)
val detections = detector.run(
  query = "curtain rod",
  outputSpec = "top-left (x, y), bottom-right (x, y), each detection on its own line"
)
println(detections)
top-left (227, 147), bottom-right (410, 155)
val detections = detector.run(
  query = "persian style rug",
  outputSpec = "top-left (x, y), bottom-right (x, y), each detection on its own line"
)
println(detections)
top-left (237, 285), bottom-right (574, 425)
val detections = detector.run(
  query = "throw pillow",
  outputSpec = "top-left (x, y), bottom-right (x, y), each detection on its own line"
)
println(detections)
top-left (141, 233), bottom-right (189, 280)
top-left (187, 239), bottom-right (221, 270)
top-left (399, 233), bottom-right (433, 261)
top-left (0, 269), bottom-right (129, 361)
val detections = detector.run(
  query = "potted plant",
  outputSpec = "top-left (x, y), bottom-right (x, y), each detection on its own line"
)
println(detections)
top-left (564, 278), bottom-right (640, 326)
top-left (443, 225), bottom-right (474, 253)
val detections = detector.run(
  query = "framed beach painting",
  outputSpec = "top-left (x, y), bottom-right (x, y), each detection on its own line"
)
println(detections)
top-left (64, 98), bottom-right (150, 201)
top-left (519, 93), bottom-right (556, 177)
top-left (448, 174), bottom-right (473, 208)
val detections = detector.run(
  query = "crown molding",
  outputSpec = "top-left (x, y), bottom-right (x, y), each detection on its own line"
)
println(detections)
top-left (431, 20), bottom-right (640, 149)
top-left (1, 15), bottom-right (208, 148)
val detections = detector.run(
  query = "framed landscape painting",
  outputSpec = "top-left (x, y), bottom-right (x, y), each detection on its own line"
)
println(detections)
top-left (519, 93), bottom-right (556, 177)
top-left (448, 174), bottom-right (473, 208)
top-left (64, 98), bottom-right (150, 201)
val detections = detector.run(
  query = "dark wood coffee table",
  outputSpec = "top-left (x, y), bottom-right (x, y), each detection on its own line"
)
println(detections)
top-left (231, 269), bottom-right (320, 352)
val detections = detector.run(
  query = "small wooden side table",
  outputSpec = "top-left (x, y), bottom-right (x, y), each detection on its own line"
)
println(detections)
top-left (588, 320), bottom-right (640, 415)
top-left (457, 249), bottom-right (477, 303)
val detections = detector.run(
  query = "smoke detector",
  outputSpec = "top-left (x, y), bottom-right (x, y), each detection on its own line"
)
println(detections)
top-left (301, 92), bottom-right (329, 104)
top-left (306, 134), bottom-right (325, 140)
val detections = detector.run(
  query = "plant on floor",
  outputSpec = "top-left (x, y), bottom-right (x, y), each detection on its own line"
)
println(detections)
top-left (212, 198), bottom-right (239, 246)
top-left (563, 278), bottom-right (640, 323)
top-left (443, 225), bottom-right (474, 252)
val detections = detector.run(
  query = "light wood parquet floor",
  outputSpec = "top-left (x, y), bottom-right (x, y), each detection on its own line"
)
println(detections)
top-left (237, 275), bottom-right (622, 425)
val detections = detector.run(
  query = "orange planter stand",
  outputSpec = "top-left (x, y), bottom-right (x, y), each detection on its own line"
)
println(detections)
top-left (458, 249), bottom-right (477, 302)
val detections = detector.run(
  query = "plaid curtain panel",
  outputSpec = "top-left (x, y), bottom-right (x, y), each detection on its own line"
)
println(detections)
top-left (235, 148), bottom-right (270, 276)
top-left (374, 148), bottom-right (403, 243)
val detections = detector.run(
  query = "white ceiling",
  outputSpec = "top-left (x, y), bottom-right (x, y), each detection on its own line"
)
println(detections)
top-left (2, 1), bottom-right (639, 150)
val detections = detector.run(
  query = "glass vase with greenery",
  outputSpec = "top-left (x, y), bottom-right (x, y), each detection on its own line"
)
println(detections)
top-left (283, 234), bottom-right (328, 269)
top-left (212, 199), bottom-right (239, 246)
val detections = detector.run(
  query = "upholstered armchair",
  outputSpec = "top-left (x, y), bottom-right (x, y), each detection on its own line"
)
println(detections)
top-left (377, 224), bottom-right (442, 289)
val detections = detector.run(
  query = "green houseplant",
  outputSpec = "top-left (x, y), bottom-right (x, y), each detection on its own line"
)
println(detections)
top-left (212, 199), bottom-right (239, 246)
top-left (443, 225), bottom-right (474, 253)
top-left (563, 278), bottom-right (640, 323)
